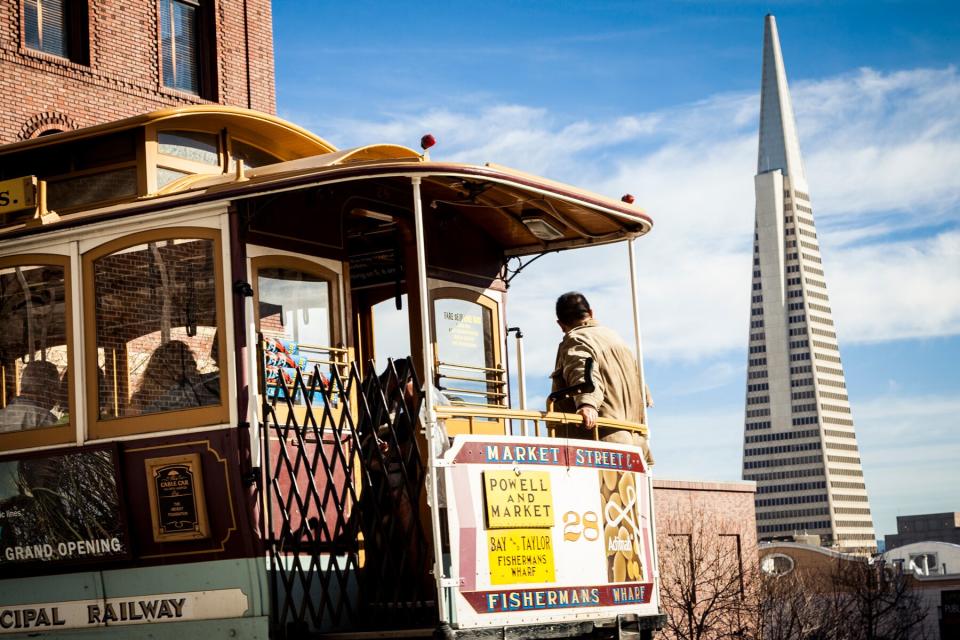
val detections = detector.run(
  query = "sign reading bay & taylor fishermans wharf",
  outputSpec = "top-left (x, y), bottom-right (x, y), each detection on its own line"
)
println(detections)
top-left (441, 435), bottom-right (658, 628)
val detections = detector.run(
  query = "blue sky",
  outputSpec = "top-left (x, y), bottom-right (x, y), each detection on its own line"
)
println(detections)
top-left (272, 2), bottom-right (960, 539)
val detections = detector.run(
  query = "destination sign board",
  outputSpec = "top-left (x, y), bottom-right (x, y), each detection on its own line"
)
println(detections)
top-left (0, 177), bottom-right (37, 218)
top-left (442, 435), bottom-right (658, 628)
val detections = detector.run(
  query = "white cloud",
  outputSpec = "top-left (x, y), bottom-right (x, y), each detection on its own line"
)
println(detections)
top-left (290, 65), bottom-right (960, 541)
top-left (309, 65), bottom-right (960, 367)
top-left (828, 231), bottom-right (960, 343)
top-left (853, 393), bottom-right (960, 536)
top-left (617, 391), bottom-right (960, 538)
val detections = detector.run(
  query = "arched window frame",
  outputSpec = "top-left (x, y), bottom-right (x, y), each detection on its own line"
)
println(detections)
top-left (250, 254), bottom-right (343, 347)
top-left (0, 253), bottom-right (75, 452)
top-left (82, 227), bottom-right (230, 439)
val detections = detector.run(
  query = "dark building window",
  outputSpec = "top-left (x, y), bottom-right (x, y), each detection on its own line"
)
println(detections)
top-left (23, 0), bottom-right (88, 63)
top-left (159, 0), bottom-right (216, 98)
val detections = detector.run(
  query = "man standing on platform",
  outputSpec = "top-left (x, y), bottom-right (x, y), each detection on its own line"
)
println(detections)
top-left (551, 292), bottom-right (653, 463)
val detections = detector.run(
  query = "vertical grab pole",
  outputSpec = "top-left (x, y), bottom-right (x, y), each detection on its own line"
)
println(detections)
top-left (627, 239), bottom-right (648, 419)
top-left (411, 176), bottom-right (449, 623)
top-left (515, 330), bottom-right (527, 411)
top-left (507, 327), bottom-right (529, 435)
top-left (627, 237), bottom-right (661, 607)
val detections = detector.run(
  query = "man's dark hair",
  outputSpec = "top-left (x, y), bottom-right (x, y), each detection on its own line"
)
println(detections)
top-left (556, 292), bottom-right (592, 326)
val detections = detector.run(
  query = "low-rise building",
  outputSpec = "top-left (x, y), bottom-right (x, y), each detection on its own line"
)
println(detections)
top-left (886, 512), bottom-right (960, 550)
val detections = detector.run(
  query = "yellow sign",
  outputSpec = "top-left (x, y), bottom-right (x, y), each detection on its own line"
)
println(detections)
top-left (484, 470), bottom-right (553, 529)
top-left (487, 529), bottom-right (556, 585)
top-left (0, 176), bottom-right (37, 218)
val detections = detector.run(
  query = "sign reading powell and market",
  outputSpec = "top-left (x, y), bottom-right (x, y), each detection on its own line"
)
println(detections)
top-left (0, 446), bottom-right (127, 566)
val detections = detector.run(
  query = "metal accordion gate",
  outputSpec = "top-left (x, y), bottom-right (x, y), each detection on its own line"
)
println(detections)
top-left (258, 342), bottom-right (436, 637)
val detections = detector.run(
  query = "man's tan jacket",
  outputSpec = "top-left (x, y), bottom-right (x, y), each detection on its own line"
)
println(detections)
top-left (550, 319), bottom-right (645, 422)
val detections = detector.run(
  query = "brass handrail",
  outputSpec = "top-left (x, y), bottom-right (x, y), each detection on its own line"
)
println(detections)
top-left (438, 372), bottom-right (507, 386)
top-left (440, 386), bottom-right (507, 399)
top-left (436, 361), bottom-right (505, 374)
top-left (434, 405), bottom-right (649, 438)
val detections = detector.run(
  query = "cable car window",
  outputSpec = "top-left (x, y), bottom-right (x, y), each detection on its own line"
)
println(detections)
top-left (47, 167), bottom-right (138, 211)
top-left (85, 230), bottom-right (227, 436)
top-left (0, 257), bottom-right (73, 449)
top-left (158, 131), bottom-right (220, 166)
top-left (433, 295), bottom-right (500, 406)
top-left (232, 140), bottom-right (280, 170)
top-left (256, 264), bottom-right (338, 403)
top-left (157, 166), bottom-right (191, 189)
top-left (372, 294), bottom-right (411, 371)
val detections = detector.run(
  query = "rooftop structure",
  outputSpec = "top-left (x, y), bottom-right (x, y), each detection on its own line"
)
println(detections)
top-left (740, 15), bottom-right (876, 555)
top-left (886, 513), bottom-right (960, 551)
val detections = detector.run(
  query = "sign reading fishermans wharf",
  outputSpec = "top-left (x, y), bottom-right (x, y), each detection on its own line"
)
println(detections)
top-left (0, 446), bottom-right (128, 567)
top-left (145, 454), bottom-right (210, 542)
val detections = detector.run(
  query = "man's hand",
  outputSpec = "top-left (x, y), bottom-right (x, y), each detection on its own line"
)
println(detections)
top-left (577, 405), bottom-right (598, 429)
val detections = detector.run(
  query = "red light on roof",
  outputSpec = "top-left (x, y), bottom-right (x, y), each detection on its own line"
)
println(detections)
top-left (621, 194), bottom-right (635, 204)
top-left (420, 134), bottom-right (436, 150)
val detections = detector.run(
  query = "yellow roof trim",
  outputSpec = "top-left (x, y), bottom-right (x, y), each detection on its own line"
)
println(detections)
top-left (0, 105), bottom-right (337, 156)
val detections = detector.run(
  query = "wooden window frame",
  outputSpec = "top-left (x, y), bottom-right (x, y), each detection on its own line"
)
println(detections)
top-left (22, 0), bottom-right (89, 65)
top-left (429, 286), bottom-right (506, 436)
top-left (429, 286), bottom-right (503, 377)
top-left (0, 254), bottom-right (75, 452)
top-left (157, 0), bottom-right (218, 100)
top-left (82, 227), bottom-right (229, 439)
top-left (250, 255), bottom-right (343, 346)
top-left (145, 126), bottom-right (225, 194)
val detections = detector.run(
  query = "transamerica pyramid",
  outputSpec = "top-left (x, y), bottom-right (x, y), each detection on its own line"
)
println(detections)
top-left (741, 15), bottom-right (876, 555)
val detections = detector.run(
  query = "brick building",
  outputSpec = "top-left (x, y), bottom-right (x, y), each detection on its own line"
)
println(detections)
top-left (654, 479), bottom-right (759, 639)
top-left (0, 0), bottom-right (275, 143)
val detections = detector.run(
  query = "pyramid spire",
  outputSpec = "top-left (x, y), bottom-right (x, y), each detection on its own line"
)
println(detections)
top-left (744, 16), bottom-right (876, 556)
top-left (757, 15), bottom-right (806, 184)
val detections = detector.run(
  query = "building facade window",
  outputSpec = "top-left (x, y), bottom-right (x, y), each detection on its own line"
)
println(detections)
top-left (23, 0), bottom-right (88, 63)
top-left (158, 0), bottom-right (216, 98)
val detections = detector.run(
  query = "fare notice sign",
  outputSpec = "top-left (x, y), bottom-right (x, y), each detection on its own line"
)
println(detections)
top-left (483, 470), bottom-right (553, 529)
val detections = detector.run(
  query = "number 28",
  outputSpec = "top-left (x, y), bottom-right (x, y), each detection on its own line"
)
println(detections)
top-left (563, 510), bottom-right (599, 542)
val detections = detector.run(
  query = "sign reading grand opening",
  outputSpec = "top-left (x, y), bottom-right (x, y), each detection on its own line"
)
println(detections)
top-left (145, 454), bottom-right (210, 542)
top-left (442, 435), bottom-right (657, 628)
top-left (0, 446), bottom-right (128, 567)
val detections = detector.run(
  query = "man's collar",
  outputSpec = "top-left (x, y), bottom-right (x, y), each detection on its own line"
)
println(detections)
top-left (566, 318), bottom-right (598, 334)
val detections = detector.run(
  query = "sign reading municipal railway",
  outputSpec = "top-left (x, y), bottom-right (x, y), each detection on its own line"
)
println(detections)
top-left (0, 589), bottom-right (248, 634)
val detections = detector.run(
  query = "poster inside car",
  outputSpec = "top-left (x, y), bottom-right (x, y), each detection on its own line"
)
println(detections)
top-left (442, 435), bottom-right (658, 628)
top-left (0, 445), bottom-right (128, 567)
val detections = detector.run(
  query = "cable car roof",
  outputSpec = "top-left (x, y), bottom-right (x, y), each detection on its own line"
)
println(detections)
top-left (0, 107), bottom-right (652, 255)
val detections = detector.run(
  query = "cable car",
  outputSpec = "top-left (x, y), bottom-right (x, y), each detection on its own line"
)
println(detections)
top-left (0, 106), bottom-right (663, 639)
